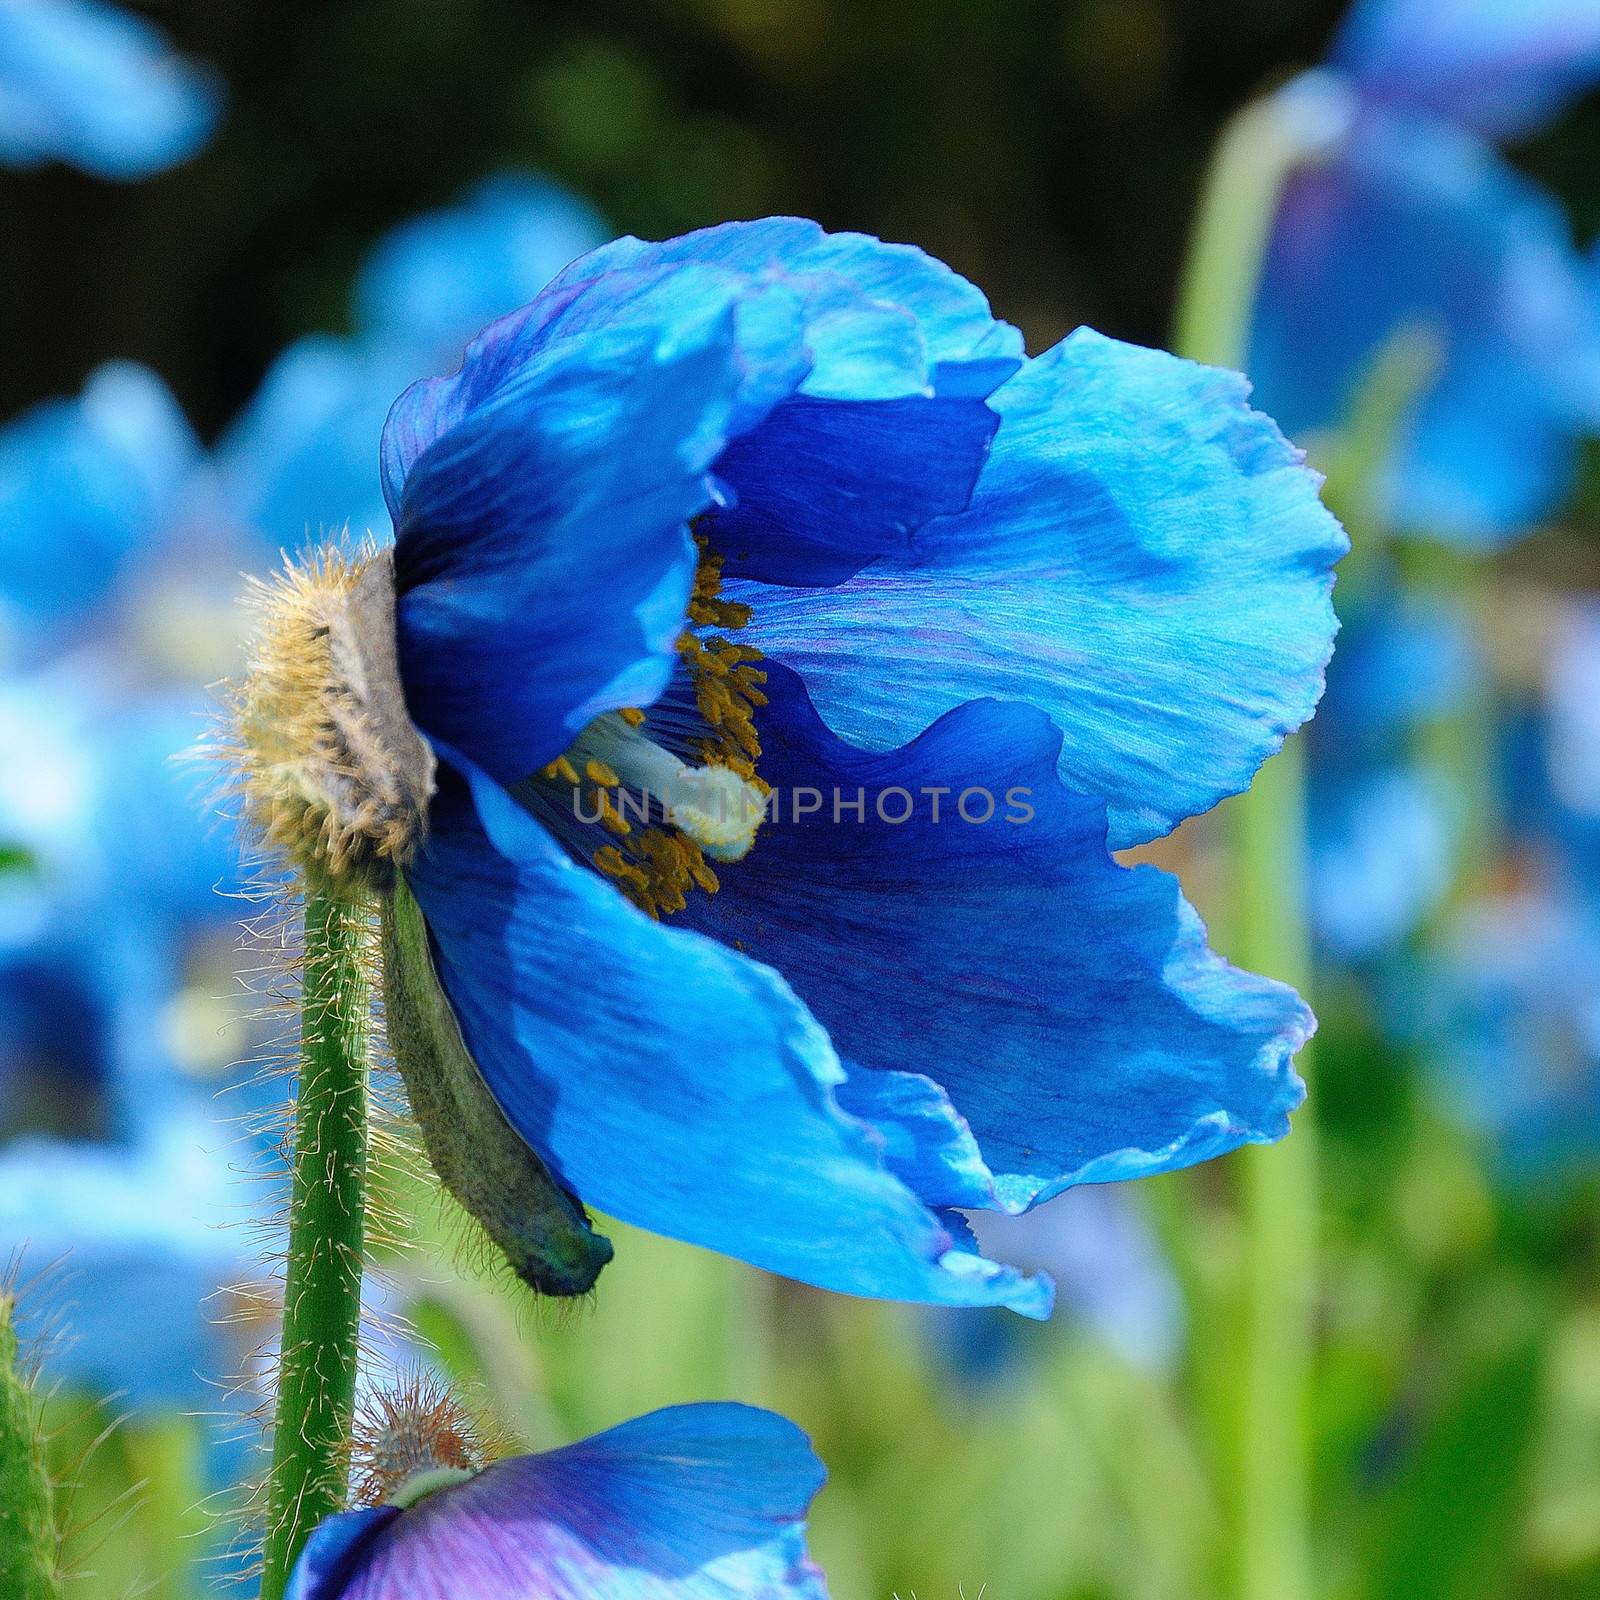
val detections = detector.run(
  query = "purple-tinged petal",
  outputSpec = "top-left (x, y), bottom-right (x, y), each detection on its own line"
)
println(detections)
top-left (290, 1405), bottom-right (828, 1600)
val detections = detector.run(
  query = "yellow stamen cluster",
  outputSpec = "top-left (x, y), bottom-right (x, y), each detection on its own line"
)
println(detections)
top-left (221, 545), bottom-right (435, 889)
top-left (594, 829), bottom-right (722, 919)
top-left (682, 536), bottom-right (769, 780)
top-left (542, 538), bottom-right (769, 919)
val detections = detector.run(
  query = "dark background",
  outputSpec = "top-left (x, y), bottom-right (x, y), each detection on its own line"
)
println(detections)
top-left (2, 0), bottom-right (1344, 430)
top-left (9, 1), bottom-right (1600, 438)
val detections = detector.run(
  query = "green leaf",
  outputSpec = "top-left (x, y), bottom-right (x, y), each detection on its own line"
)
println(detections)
top-left (1365, 1329), bottom-right (1544, 1600)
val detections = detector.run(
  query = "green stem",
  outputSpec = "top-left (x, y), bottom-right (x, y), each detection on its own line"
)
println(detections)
top-left (1229, 745), bottom-right (1318, 1600)
top-left (0, 1293), bottom-right (60, 1600)
top-left (1173, 87), bottom-right (1327, 1600)
top-left (259, 887), bottom-right (371, 1600)
top-left (1172, 90), bottom-right (1318, 371)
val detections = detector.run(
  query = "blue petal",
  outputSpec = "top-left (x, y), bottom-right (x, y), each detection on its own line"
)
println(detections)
top-left (354, 173), bottom-right (610, 369)
top-left (552, 220), bottom-right (1021, 585)
top-left (708, 392), bottom-right (1002, 585)
top-left (406, 753), bottom-right (1050, 1316)
top-left (0, 0), bottom-right (219, 178)
top-left (290, 1405), bottom-right (827, 1600)
top-left (388, 265), bottom-right (807, 782)
top-left (550, 217), bottom-right (1024, 386)
top-left (1332, 0), bottom-right (1600, 137)
top-left (216, 336), bottom-right (419, 555)
top-left (1250, 106), bottom-right (1600, 545)
top-left (287, 1508), bottom-right (398, 1600)
top-left (736, 329), bottom-right (1347, 847)
top-left (679, 666), bottom-right (1311, 1213)
top-left (0, 362), bottom-right (200, 653)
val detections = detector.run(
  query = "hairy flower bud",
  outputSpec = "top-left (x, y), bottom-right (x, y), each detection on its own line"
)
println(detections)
top-left (225, 546), bottom-right (436, 890)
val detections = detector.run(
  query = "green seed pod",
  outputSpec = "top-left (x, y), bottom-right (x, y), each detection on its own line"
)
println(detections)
top-left (0, 1295), bottom-right (61, 1600)
top-left (381, 877), bottom-right (612, 1296)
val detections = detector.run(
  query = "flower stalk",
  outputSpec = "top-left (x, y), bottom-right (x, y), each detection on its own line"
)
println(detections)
top-left (259, 885), bottom-right (372, 1600)
top-left (0, 1291), bottom-right (60, 1600)
top-left (1175, 84), bottom-right (1330, 1600)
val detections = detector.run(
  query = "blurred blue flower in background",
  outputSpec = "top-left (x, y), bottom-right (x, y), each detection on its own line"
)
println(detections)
top-left (217, 173), bottom-right (609, 553)
top-left (377, 218), bottom-right (1343, 1317)
top-left (1411, 886), bottom-right (1600, 1179)
top-left (1404, 603), bottom-right (1600, 1178)
top-left (0, 362), bottom-right (212, 664)
top-left (1307, 588), bottom-right (1479, 958)
top-left (0, 0), bottom-right (219, 178)
top-left (354, 174), bottom-right (611, 368)
top-left (931, 1188), bottom-right (1184, 1381)
top-left (1332, 0), bottom-right (1600, 138)
top-left (1248, 2), bottom-right (1600, 544)
top-left (289, 1402), bottom-right (827, 1600)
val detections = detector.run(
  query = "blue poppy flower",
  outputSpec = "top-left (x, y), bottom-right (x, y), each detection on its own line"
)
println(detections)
top-left (1405, 886), bottom-right (1600, 1180)
top-left (0, 362), bottom-right (207, 661)
top-left (351, 219), bottom-right (1343, 1314)
top-left (1306, 588), bottom-right (1479, 957)
top-left (0, 0), bottom-right (219, 178)
top-left (1247, 1), bottom-right (1600, 546)
top-left (353, 173), bottom-right (610, 370)
top-left (1332, 0), bottom-right (1600, 137)
top-left (929, 1187), bottom-right (1183, 1380)
top-left (217, 173), bottom-right (607, 553)
top-left (288, 1403), bottom-right (826, 1600)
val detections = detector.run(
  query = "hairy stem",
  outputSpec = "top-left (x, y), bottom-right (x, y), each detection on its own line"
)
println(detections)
top-left (0, 1293), bottom-right (60, 1600)
top-left (259, 888), bottom-right (371, 1600)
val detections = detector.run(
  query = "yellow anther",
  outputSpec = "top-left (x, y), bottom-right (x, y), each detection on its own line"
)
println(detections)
top-left (596, 790), bottom-right (631, 837)
top-left (540, 537), bottom-right (767, 919)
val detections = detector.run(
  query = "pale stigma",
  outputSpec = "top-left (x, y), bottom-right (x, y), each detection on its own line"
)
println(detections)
top-left (571, 712), bottom-right (767, 862)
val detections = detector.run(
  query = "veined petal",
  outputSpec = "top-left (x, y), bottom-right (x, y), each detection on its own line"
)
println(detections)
top-left (737, 329), bottom-right (1346, 846)
top-left (1333, 0), bottom-right (1600, 138)
top-left (405, 753), bottom-right (1050, 1316)
top-left (679, 667), bottom-right (1310, 1214)
top-left (353, 173), bottom-right (610, 368)
top-left (548, 216), bottom-right (1024, 386)
top-left (0, 0), bottom-right (220, 178)
top-left (288, 1405), bottom-right (827, 1600)
top-left (389, 267), bottom-right (807, 781)
top-left (551, 219), bottom-right (1020, 585)
top-left (1251, 108), bottom-right (1600, 545)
